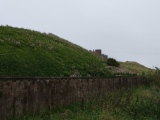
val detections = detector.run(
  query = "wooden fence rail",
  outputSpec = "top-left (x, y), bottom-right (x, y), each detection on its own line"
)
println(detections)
top-left (0, 77), bottom-right (146, 119)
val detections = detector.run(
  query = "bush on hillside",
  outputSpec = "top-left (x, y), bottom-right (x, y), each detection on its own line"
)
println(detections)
top-left (107, 58), bottom-right (120, 67)
top-left (146, 67), bottom-right (160, 87)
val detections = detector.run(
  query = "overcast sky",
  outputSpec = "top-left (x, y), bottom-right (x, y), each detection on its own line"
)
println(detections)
top-left (1, 0), bottom-right (160, 68)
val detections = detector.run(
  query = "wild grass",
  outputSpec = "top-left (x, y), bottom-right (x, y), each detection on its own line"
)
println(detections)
top-left (120, 61), bottom-right (154, 75)
top-left (6, 69), bottom-right (160, 120)
top-left (11, 83), bottom-right (160, 120)
top-left (0, 26), bottom-right (152, 77)
top-left (0, 26), bottom-right (110, 77)
top-left (1, 25), bottom-right (159, 119)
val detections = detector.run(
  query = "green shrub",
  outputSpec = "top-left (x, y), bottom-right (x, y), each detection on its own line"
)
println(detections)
top-left (107, 58), bottom-right (120, 67)
top-left (146, 67), bottom-right (160, 87)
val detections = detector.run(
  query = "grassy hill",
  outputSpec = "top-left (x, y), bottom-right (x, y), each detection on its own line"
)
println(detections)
top-left (0, 26), bottom-right (153, 77)
top-left (120, 61), bottom-right (153, 75)
top-left (106, 61), bottom-right (153, 76)
top-left (0, 26), bottom-right (112, 77)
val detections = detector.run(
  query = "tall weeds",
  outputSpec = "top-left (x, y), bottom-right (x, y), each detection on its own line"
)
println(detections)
top-left (11, 86), bottom-right (160, 120)
top-left (11, 70), bottom-right (160, 120)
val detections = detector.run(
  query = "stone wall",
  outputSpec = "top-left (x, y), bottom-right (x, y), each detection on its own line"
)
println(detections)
top-left (0, 77), bottom-right (145, 119)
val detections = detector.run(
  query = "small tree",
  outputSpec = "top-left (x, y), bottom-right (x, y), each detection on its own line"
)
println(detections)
top-left (107, 58), bottom-right (120, 67)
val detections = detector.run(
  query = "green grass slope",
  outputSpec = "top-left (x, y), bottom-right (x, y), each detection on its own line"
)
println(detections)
top-left (120, 61), bottom-right (153, 75)
top-left (0, 26), bottom-right (111, 77)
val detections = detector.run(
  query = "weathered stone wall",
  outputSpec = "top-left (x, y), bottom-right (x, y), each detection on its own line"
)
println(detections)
top-left (0, 77), bottom-right (145, 119)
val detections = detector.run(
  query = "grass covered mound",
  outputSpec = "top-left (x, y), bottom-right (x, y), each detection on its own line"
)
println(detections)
top-left (0, 26), bottom-right (110, 77)
top-left (120, 61), bottom-right (153, 75)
